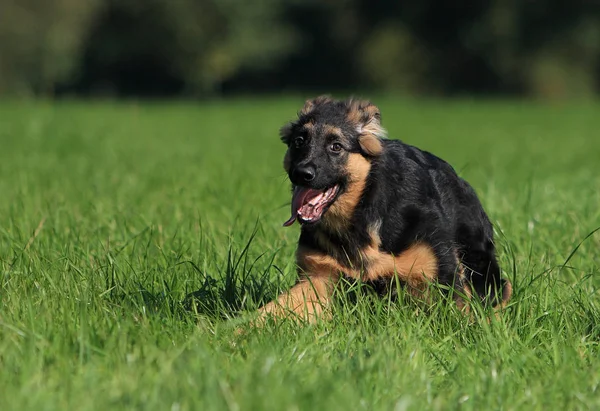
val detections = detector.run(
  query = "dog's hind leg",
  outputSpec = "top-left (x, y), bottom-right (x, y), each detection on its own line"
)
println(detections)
top-left (460, 244), bottom-right (511, 308)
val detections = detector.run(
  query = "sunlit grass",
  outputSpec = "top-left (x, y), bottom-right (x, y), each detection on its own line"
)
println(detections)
top-left (0, 98), bottom-right (599, 410)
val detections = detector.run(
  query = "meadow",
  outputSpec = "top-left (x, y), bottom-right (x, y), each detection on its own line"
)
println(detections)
top-left (0, 97), bottom-right (599, 410)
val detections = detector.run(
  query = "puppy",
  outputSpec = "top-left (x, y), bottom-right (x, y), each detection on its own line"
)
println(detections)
top-left (258, 96), bottom-right (512, 322)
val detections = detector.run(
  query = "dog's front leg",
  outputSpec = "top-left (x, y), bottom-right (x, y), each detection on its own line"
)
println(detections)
top-left (257, 272), bottom-right (339, 323)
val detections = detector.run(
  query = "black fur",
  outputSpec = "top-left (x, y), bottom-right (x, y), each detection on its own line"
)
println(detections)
top-left (281, 96), bottom-right (510, 306)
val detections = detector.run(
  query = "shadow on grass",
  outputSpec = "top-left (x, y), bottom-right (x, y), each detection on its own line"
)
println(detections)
top-left (96, 225), bottom-right (288, 323)
top-left (103, 268), bottom-right (283, 323)
top-left (181, 227), bottom-right (288, 320)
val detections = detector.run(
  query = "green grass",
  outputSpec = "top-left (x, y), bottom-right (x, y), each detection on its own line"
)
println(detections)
top-left (1, 97), bottom-right (599, 410)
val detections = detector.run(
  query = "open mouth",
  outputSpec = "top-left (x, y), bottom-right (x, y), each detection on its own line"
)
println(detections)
top-left (283, 185), bottom-right (340, 227)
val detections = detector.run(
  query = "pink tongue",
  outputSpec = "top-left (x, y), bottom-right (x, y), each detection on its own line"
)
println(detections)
top-left (282, 215), bottom-right (297, 227)
top-left (283, 186), bottom-right (320, 227)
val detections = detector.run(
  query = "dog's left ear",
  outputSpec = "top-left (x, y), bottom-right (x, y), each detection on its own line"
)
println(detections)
top-left (279, 121), bottom-right (294, 145)
top-left (347, 99), bottom-right (386, 157)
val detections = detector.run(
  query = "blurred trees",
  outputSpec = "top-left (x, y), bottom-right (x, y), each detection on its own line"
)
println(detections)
top-left (0, 0), bottom-right (101, 96)
top-left (0, 0), bottom-right (599, 98)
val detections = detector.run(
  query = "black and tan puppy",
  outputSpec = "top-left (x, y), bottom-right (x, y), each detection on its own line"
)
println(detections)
top-left (258, 96), bottom-right (512, 322)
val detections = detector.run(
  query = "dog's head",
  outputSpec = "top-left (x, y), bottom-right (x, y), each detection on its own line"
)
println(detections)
top-left (280, 96), bottom-right (387, 227)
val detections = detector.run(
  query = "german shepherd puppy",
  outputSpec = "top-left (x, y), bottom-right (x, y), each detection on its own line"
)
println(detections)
top-left (258, 96), bottom-right (512, 322)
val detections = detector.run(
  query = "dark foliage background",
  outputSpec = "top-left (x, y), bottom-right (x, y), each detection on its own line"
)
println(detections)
top-left (1, 0), bottom-right (599, 98)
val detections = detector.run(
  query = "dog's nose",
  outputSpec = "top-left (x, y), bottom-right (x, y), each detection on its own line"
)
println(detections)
top-left (293, 166), bottom-right (315, 183)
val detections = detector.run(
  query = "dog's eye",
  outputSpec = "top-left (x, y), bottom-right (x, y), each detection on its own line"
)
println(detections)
top-left (330, 142), bottom-right (343, 153)
top-left (294, 136), bottom-right (305, 148)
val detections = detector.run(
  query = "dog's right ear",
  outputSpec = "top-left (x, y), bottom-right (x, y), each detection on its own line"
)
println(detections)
top-left (279, 121), bottom-right (294, 145)
top-left (346, 99), bottom-right (386, 157)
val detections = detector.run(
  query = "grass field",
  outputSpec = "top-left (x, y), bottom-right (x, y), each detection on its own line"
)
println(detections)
top-left (1, 97), bottom-right (599, 410)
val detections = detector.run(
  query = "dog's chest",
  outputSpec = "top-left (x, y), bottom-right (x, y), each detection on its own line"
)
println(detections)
top-left (307, 227), bottom-right (438, 286)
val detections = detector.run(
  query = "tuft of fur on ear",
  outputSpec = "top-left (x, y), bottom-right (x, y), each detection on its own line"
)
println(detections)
top-left (300, 99), bottom-right (315, 115)
top-left (346, 98), bottom-right (387, 157)
top-left (301, 95), bottom-right (333, 115)
top-left (279, 121), bottom-right (294, 144)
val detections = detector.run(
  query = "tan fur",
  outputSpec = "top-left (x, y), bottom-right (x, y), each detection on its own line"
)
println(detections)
top-left (323, 124), bottom-right (345, 140)
top-left (257, 239), bottom-right (438, 324)
top-left (302, 121), bottom-right (315, 131)
top-left (361, 117), bottom-right (386, 140)
top-left (345, 100), bottom-right (364, 124)
top-left (292, 242), bottom-right (437, 311)
top-left (298, 248), bottom-right (346, 277)
top-left (453, 263), bottom-right (512, 315)
top-left (358, 134), bottom-right (383, 156)
top-left (257, 247), bottom-right (341, 323)
top-left (324, 153), bottom-right (371, 234)
top-left (359, 221), bottom-right (383, 266)
top-left (256, 275), bottom-right (336, 323)
top-left (301, 95), bottom-right (333, 115)
top-left (489, 281), bottom-right (513, 322)
top-left (361, 103), bottom-right (380, 119)
top-left (454, 260), bottom-right (471, 312)
top-left (498, 280), bottom-right (512, 309)
top-left (314, 95), bottom-right (334, 105)
top-left (344, 99), bottom-right (386, 157)
top-left (300, 242), bottom-right (438, 292)
top-left (362, 243), bottom-right (438, 287)
top-left (300, 99), bottom-right (315, 115)
top-left (455, 282), bottom-right (473, 313)
top-left (345, 99), bottom-right (378, 123)
top-left (364, 239), bottom-right (439, 301)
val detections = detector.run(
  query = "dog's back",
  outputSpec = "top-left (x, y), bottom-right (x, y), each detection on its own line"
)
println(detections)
top-left (372, 139), bottom-right (508, 305)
